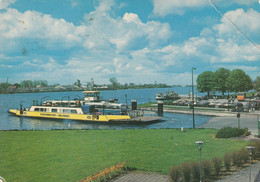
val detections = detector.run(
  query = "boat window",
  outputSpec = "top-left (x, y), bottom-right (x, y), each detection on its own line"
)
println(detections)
top-left (63, 109), bottom-right (70, 113)
top-left (71, 110), bottom-right (77, 114)
top-left (34, 108), bottom-right (39, 111)
top-left (40, 108), bottom-right (46, 112)
top-left (51, 109), bottom-right (58, 113)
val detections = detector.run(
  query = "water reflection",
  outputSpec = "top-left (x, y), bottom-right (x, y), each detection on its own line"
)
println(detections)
top-left (4, 112), bottom-right (213, 130)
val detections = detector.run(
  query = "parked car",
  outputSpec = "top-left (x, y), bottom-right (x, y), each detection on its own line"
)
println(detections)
top-left (198, 100), bottom-right (210, 107)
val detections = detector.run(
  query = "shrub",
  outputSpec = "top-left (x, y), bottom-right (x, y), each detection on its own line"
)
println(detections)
top-left (169, 166), bottom-right (181, 182)
top-left (190, 161), bottom-right (200, 181)
top-left (252, 140), bottom-right (260, 158)
top-left (223, 153), bottom-right (232, 171)
top-left (243, 128), bottom-right (251, 137)
top-left (181, 162), bottom-right (191, 182)
top-left (239, 148), bottom-right (248, 165)
top-left (232, 151), bottom-right (242, 167)
top-left (216, 127), bottom-right (248, 138)
top-left (202, 160), bottom-right (211, 181)
top-left (212, 157), bottom-right (222, 176)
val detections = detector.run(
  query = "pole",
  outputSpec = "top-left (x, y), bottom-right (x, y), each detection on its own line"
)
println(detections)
top-left (192, 67), bottom-right (196, 129)
top-left (249, 155), bottom-right (251, 182)
top-left (246, 146), bottom-right (255, 182)
top-left (199, 148), bottom-right (202, 182)
top-left (237, 113), bottom-right (241, 129)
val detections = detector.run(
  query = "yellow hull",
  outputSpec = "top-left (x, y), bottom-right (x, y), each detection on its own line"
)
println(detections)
top-left (8, 109), bottom-right (131, 122)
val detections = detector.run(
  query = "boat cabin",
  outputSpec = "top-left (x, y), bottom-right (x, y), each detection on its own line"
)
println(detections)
top-left (83, 91), bottom-right (100, 102)
top-left (29, 105), bottom-right (97, 114)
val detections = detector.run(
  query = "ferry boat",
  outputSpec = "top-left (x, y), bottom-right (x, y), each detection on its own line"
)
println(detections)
top-left (8, 103), bottom-right (131, 123)
top-left (8, 91), bottom-right (163, 124)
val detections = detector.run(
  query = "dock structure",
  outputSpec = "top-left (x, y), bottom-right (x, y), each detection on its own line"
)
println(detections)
top-left (110, 116), bottom-right (163, 124)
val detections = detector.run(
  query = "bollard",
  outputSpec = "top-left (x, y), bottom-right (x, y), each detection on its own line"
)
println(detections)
top-left (158, 101), bottom-right (163, 116)
top-left (258, 116), bottom-right (260, 137)
top-left (237, 112), bottom-right (241, 129)
top-left (131, 100), bottom-right (137, 110)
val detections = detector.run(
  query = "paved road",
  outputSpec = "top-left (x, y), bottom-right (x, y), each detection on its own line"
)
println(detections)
top-left (199, 115), bottom-right (259, 136)
top-left (111, 172), bottom-right (169, 182)
top-left (216, 161), bottom-right (260, 182)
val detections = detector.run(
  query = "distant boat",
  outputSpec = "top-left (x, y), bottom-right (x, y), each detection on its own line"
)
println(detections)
top-left (156, 91), bottom-right (180, 101)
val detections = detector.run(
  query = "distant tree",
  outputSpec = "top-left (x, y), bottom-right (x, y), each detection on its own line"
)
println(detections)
top-left (254, 76), bottom-right (260, 91)
top-left (109, 77), bottom-right (120, 90)
top-left (0, 82), bottom-right (11, 91)
top-left (13, 83), bottom-right (20, 88)
top-left (20, 80), bottom-right (33, 88)
top-left (226, 69), bottom-right (253, 92)
top-left (196, 71), bottom-right (214, 97)
top-left (213, 68), bottom-right (230, 95)
top-left (20, 80), bottom-right (47, 88)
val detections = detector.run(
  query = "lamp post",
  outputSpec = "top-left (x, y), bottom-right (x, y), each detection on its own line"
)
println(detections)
top-left (195, 141), bottom-right (204, 182)
top-left (40, 96), bottom-right (50, 106)
top-left (74, 95), bottom-right (82, 101)
top-left (125, 94), bottom-right (128, 106)
top-left (192, 67), bottom-right (196, 129)
top-left (20, 101), bottom-right (24, 111)
top-left (61, 96), bottom-right (69, 106)
top-left (246, 146), bottom-right (255, 182)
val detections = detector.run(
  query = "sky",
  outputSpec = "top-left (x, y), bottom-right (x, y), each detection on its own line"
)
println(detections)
top-left (0, 0), bottom-right (260, 85)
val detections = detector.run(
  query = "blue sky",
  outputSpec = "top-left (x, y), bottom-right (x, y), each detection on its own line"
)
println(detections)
top-left (0, 0), bottom-right (260, 85)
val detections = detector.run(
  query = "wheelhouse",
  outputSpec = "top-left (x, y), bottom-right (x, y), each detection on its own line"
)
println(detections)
top-left (83, 91), bottom-right (100, 102)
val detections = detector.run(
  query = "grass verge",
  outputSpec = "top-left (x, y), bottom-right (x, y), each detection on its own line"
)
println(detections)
top-left (0, 129), bottom-right (248, 182)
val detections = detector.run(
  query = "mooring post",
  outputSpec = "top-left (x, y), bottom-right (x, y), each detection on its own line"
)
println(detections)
top-left (258, 115), bottom-right (260, 138)
top-left (131, 100), bottom-right (137, 110)
top-left (158, 101), bottom-right (163, 116)
top-left (237, 112), bottom-right (241, 128)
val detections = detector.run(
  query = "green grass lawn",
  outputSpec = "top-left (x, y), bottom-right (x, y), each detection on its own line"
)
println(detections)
top-left (0, 129), bottom-right (248, 182)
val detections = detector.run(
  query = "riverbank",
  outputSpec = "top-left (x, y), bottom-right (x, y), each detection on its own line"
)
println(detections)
top-left (140, 104), bottom-right (260, 136)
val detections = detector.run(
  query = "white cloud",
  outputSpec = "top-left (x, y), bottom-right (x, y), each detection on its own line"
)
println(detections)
top-left (82, 8), bottom-right (172, 51)
top-left (1, 0), bottom-right (259, 85)
top-left (0, 0), bottom-right (16, 10)
top-left (214, 9), bottom-right (260, 42)
top-left (0, 8), bottom-right (81, 55)
top-left (153, 0), bottom-right (256, 16)
top-left (123, 13), bottom-right (141, 24)
top-left (153, 0), bottom-right (208, 16)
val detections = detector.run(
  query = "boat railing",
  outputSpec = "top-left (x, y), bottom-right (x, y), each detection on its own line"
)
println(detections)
top-left (128, 110), bottom-right (144, 118)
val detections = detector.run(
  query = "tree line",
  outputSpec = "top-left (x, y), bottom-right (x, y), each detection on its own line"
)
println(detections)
top-left (107, 77), bottom-right (170, 90)
top-left (0, 80), bottom-right (48, 92)
top-left (196, 68), bottom-right (259, 96)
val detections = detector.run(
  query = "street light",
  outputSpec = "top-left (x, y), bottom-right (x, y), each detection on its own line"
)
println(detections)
top-left (20, 101), bottom-right (24, 111)
top-left (61, 96), bottom-right (69, 106)
top-left (246, 146), bottom-right (255, 182)
top-left (195, 141), bottom-right (204, 182)
top-left (192, 67), bottom-right (197, 129)
top-left (40, 96), bottom-right (50, 105)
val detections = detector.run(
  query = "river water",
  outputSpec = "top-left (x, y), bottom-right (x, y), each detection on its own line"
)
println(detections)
top-left (0, 87), bottom-right (213, 130)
